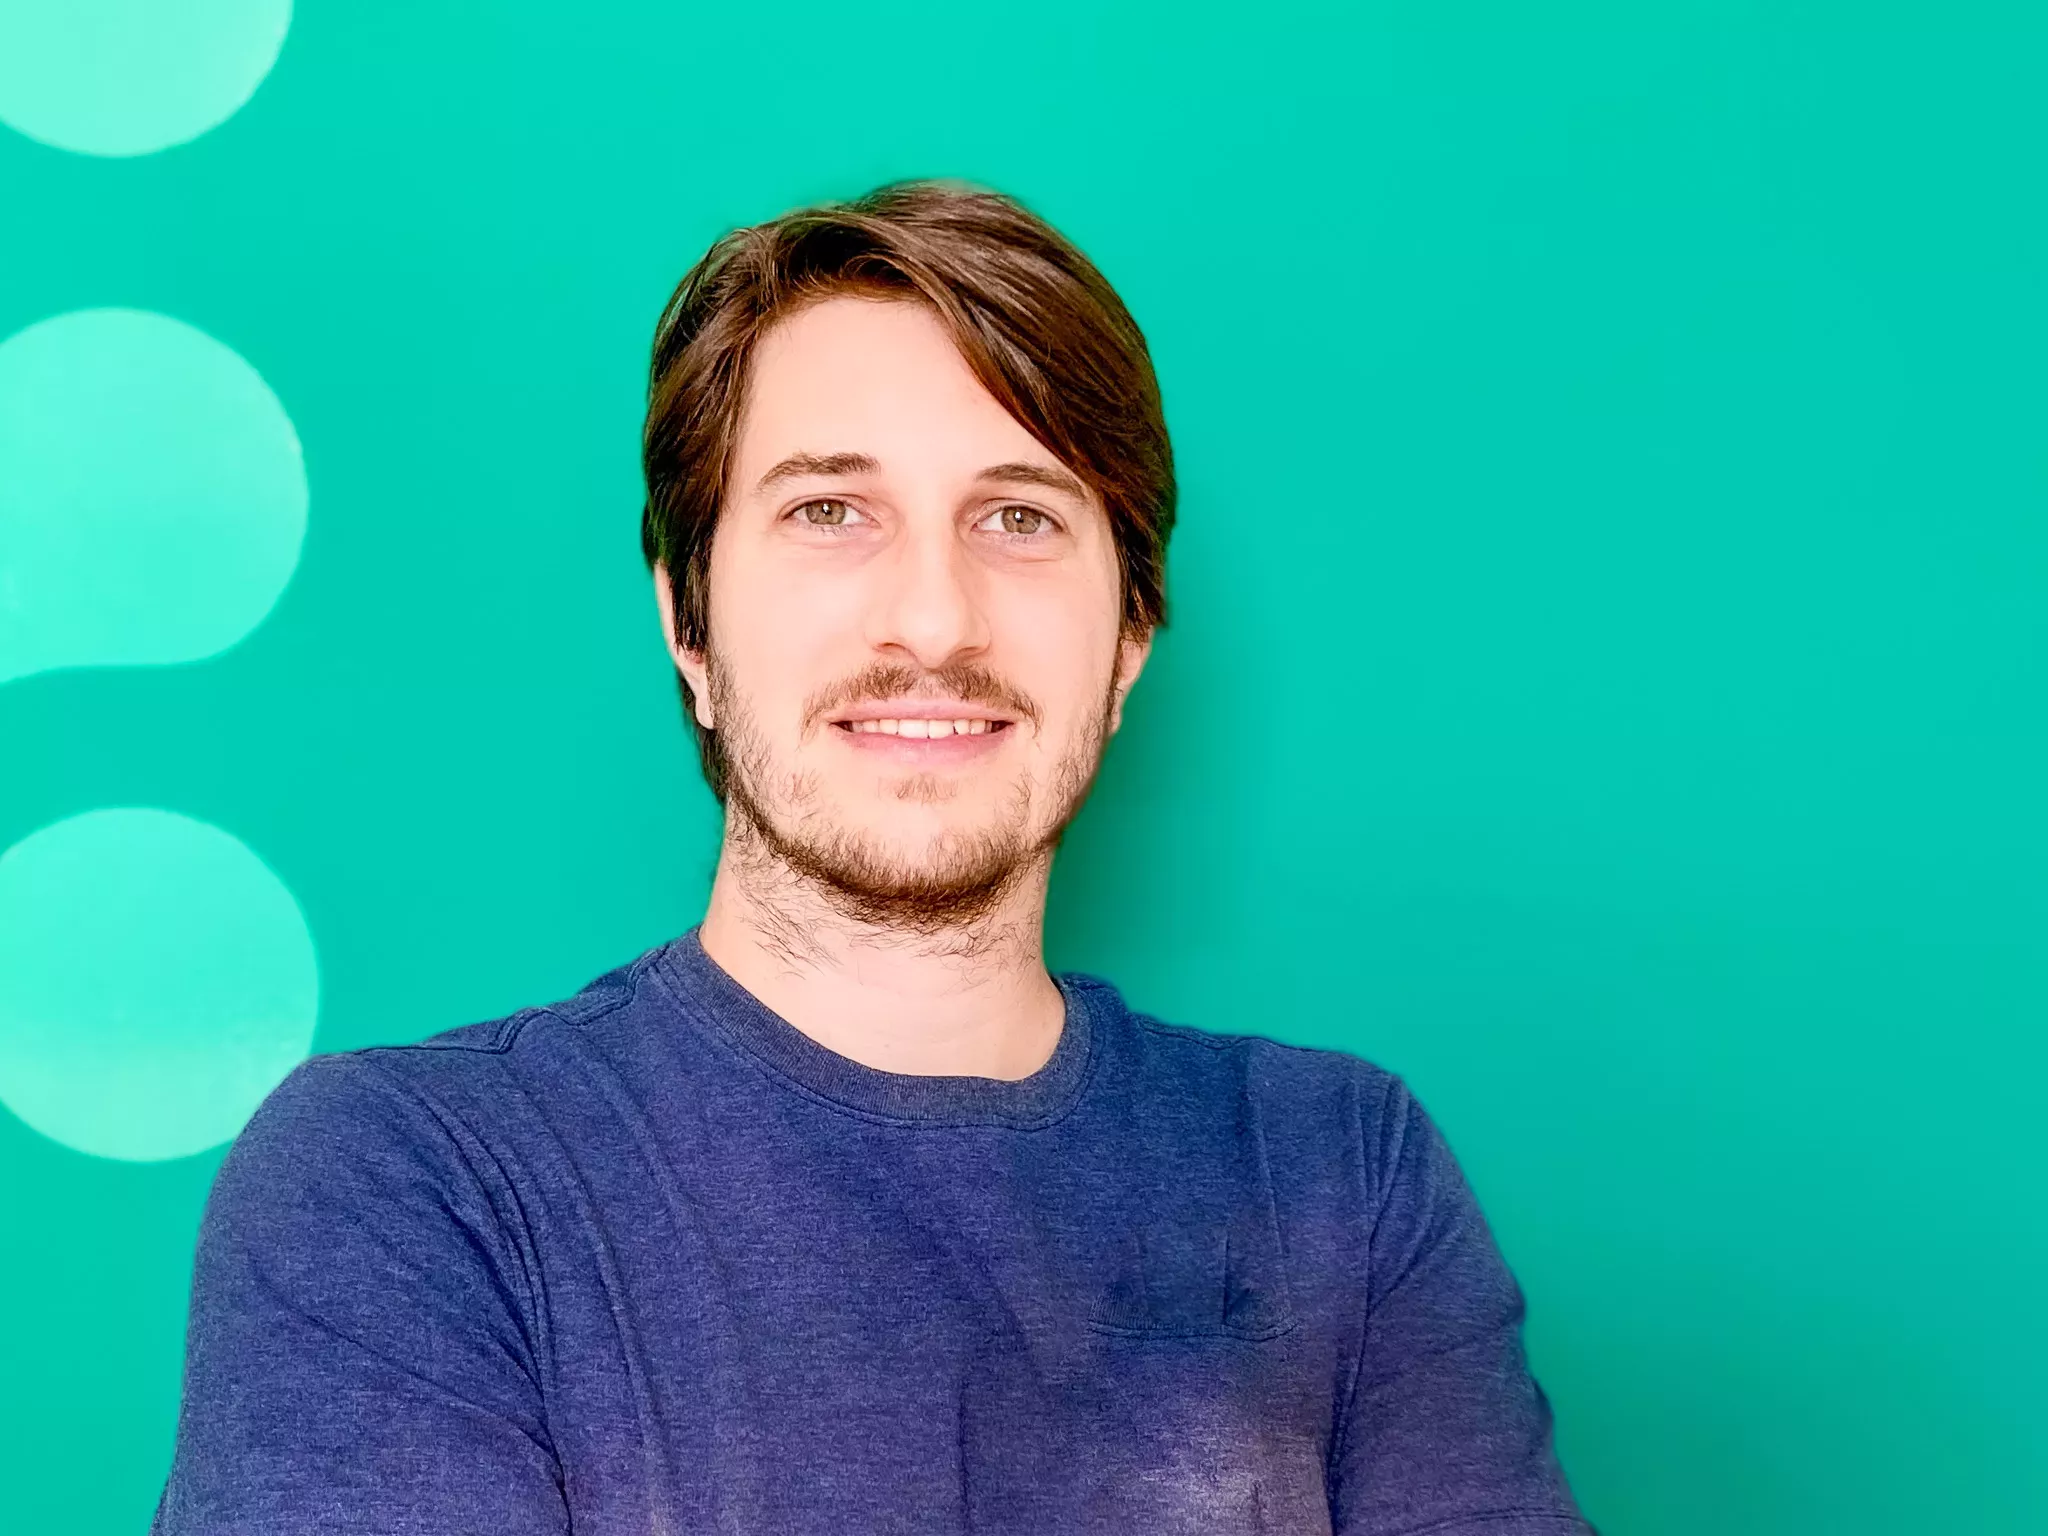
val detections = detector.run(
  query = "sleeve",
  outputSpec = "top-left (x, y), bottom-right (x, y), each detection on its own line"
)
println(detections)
top-left (150, 1051), bottom-right (570, 1536)
top-left (1326, 1072), bottom-right (1596, 1535)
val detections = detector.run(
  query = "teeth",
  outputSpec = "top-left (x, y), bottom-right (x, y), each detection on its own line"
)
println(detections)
top-left (848, 718), bottom-right (996, 737)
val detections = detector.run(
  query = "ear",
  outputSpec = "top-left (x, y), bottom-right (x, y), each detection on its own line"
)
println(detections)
top-left (1108, 629), bottom-right (1153, 735)
top-left (652, 563), bottom-right (715, 730)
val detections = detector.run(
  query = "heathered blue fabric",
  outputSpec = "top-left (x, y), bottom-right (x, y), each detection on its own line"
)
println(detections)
top-left (151, 929), bottom-right (1593, 1535)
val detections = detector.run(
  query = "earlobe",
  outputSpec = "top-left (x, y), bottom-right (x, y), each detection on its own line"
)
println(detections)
top-left (653, 563), bottom-right (717, 730)
top-left (674, 638), bottom-right (717, 731)
top-left (1108, 630), bottom-right (1154, 734)
top-left (679, 652), bottom-right (716, 730)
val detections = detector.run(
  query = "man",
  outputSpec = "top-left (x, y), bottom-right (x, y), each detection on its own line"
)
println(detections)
top-left (153, 181), bottom-right (1594, 1535)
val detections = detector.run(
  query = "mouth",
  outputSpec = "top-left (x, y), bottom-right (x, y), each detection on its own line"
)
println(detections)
top-left (827, 704), bottom-right (1015, 758)
top-left (835, 717), bottom-right (1008, 738)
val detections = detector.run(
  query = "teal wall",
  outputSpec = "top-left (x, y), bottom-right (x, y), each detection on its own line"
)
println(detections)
top-left (3, 3), bottom-right (2043, 1530)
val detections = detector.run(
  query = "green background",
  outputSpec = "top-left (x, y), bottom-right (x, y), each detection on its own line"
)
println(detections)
top-left (3, 2), bottom-right (2044, 1530)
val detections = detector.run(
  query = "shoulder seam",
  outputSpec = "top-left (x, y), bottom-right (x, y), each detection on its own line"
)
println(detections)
top-left (343, 949), bottom-right (662, 1059)
top-left (531, 947), bottom-right (663, 1032)
top-left (1132, 1016), bottom-right (1397, 1070)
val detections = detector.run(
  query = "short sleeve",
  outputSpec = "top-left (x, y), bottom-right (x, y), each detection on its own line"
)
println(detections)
top-left (151, 1051), bottom-right (569, 1535)
top-left (1326, 1074), bottom-right (1595, 1535)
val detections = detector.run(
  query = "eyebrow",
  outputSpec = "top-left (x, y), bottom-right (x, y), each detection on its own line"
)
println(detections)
top-left (976, 461), bottom-right (1090, 503)
top-left (750, 452), bottom-right (1090, 504)
top-left (754, 451), bottom-right (879, 492)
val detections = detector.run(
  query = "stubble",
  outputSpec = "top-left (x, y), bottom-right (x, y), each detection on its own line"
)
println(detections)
top-left (706, 648), bottom-right (1118, 944)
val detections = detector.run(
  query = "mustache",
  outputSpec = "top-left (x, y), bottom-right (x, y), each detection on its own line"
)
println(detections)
top-left (802, 661), bottom-right (1042, 731)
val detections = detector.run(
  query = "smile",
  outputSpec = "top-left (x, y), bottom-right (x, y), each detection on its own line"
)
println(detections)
top-left (837, 718), bottom-right (1005, 738)
top-left (826, 702), bottom-right (1017, 759)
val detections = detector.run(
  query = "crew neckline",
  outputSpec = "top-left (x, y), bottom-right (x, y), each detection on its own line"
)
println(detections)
top-left (653, 926), bottom-right (1101, 1129)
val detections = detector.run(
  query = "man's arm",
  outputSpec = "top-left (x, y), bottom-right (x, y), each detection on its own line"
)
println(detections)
top-left (152, 1052), bottom-right (569, 1535)
top-left (1326, 1073), bottom-right (1595, 1535)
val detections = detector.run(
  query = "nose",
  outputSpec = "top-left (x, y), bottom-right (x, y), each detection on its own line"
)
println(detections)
top-left (864, 514), bottom-right (990, 670)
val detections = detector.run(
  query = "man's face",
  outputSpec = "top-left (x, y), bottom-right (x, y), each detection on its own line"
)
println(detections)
top-left (658, 294), bottom-right (1150, 925)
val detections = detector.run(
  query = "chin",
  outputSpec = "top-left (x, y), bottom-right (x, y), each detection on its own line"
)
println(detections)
top-left (821, 796), bottom-right (1040, 869)
top-left (837, 818), bottom-right (1019, 874)
top-left (838, 777), bottom-right (1023, 831)
top-left (730, 761), bottom-right (1052, 926)
top-left (786, 826), bottom-right (1039, 932)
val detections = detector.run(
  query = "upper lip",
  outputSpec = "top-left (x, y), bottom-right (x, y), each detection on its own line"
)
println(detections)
top-left (831, 699), bottom-right (1015, 724)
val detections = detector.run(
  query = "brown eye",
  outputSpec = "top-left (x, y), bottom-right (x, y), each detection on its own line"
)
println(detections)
top-left (797, 499), bottom-right (858, 527)
top-left (985, 505), bottom-right (1052, 536)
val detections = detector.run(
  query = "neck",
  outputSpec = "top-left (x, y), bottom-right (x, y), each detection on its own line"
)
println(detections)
top-left (696, 823), bottom-right (1067, 1081)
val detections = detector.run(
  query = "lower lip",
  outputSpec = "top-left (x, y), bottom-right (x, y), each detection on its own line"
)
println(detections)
top-left (830, 722), bottom-right (1010, 764)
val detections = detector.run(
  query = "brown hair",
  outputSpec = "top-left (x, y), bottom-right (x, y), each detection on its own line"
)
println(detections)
top-left (639, 178), bottom-right (1176, 800)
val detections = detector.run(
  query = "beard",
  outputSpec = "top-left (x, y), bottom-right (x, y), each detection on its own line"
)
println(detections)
top-left (705, 649), bottom-right (1118, 935)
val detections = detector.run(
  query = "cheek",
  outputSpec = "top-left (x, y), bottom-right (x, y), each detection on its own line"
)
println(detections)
top-left (990, 584), bottom-right (1123, 730)
top-left (709, 545), bottom-right (864, 715)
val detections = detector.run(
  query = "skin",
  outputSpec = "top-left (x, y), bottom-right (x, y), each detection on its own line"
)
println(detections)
top-left (653, 294), bottom-right (1150, 1079)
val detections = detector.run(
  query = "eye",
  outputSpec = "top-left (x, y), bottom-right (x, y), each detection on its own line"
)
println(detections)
top-left (793, 498), bottom-right (866, 528)
top-left (978, 504), bottom-right (1056, 536)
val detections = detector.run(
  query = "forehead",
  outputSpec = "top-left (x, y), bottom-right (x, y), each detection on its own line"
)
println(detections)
top-left (734, 295), bottom-right (1062, 478)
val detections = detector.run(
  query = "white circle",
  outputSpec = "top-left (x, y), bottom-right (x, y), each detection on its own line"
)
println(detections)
top-left (0, 0), bottom-right (292, 157)
top-left (0, 808), bottom-right (319, 1162)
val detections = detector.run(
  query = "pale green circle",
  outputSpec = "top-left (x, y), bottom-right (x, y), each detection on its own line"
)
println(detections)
top-left (0, 808), bottom-right (318, 1162)
top-left (0, 308), bottom-right (308, 685)
top-left (0, 0), bottom-right (291, 157)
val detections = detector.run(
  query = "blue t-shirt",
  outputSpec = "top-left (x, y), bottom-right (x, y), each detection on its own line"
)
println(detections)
top-left (152, 929), bottom-right (1592, 1535)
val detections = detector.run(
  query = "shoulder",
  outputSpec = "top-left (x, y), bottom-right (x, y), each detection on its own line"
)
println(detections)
top-left (1067, 971), bottom-right (1426, 1168)
top-left (1072, 970), bottom-right (1404, 1093)
top-left (197, 944), bottom-right (684, 1283)
top-left (219, 939), bottom-right (681, 1196)
top-left (363, 939), bottom-right (668, 1064)
top-left (280, 938), bottom-right (678, 1110)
